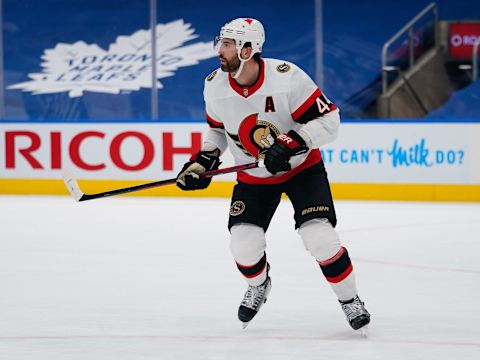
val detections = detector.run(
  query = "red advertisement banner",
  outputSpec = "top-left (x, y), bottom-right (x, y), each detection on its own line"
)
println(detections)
top-left (449, 23), bottom-right (480, 59)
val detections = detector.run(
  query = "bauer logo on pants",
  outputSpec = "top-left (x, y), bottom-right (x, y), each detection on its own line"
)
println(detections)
top-left (230, 201), bottom-right (246, 216)
top-left (301, 205), bottom-right (330, 216)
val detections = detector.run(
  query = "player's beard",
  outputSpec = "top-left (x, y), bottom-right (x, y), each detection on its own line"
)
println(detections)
top-left (220, 55), bottom-right (240, 73)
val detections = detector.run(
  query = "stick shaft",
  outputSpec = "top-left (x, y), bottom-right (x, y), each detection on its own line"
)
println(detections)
top-left (76, 162), bottom-right (258, 201)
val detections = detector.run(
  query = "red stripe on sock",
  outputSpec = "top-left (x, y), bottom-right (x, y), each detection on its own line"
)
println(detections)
top-left (319, 247), bottom-right (346, 266)
top-left (237, 262), bottom-right (267, 279)
top-left (325, 263), bottom-right (353, 283)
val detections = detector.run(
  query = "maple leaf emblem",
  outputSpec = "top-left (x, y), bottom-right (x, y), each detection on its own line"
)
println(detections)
top-left (8, 19), bottom-right (217, 97)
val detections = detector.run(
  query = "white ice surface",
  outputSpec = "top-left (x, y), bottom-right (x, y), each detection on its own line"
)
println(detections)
top-left (0, 195), bottom-right (479, 359)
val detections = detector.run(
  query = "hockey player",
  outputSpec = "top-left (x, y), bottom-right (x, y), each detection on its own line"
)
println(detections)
top-left (176, 18), bottom-right (370, 331)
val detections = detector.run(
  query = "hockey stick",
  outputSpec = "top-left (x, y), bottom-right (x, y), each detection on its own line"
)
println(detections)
top-left (63, 162), bottom-right (258, 202)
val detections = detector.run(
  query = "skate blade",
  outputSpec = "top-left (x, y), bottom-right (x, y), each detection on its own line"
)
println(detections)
top-left (358, 326), bottom-right (368, 337)
top-left (241, 321), bottom-right (250, 329)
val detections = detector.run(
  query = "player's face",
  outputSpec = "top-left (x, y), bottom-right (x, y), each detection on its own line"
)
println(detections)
top-left (217, 38), bottom-right (240, 73)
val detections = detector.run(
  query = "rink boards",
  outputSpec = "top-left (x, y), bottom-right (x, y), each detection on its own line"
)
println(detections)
top-left (0, 120), bottom-right (479, 201)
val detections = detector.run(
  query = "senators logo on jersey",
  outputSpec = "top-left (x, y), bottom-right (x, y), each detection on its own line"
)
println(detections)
top-left (276, 63), bottom-right (291, 73)
top-left (227, 113), bottom-right (280, 159)
top-left (229, 201), bottom-right (246, 216)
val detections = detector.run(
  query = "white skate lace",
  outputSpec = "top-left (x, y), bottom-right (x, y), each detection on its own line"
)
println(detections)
top-left (241, 284), bottom-right (266, 309)
top-left (341, 297), bottom-right (366, 320)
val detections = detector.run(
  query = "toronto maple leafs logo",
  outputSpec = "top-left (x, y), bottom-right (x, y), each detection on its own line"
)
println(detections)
top-left (8, 19), bottom-right (217, 97)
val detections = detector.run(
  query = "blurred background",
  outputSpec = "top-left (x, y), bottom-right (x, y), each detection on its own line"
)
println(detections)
top-left (2, 0), bottom-right (480, 120)
top-left (1, 4), bottom-right (479, 359)
top-left (0, 0), bottom-right (479, 200)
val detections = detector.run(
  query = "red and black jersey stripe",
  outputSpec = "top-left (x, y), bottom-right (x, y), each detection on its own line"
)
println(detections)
top-left (236, 253), bottom-right (267, 279)
top-left (292, 89), bottom-right (338, 124)
top-left (206, 112), bottom-right (224, 129)
top-left (318, 247), bottom-right (353, 283)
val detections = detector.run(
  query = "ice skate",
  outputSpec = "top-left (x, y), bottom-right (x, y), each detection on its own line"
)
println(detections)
top-left (238, 276), bottom-right (272, 329)
top-left (339, 295), bottom-right (370, 331)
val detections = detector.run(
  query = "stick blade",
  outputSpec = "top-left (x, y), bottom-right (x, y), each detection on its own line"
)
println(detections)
top-left (62, 169), bottom-right (84, 202)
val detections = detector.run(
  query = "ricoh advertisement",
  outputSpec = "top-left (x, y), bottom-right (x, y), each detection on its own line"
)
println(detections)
top-left (1, 122), bottom-right (478, 185)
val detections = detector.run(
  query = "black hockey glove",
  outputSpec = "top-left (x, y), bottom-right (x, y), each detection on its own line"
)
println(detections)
top-left (264, 130), bottom-right (308, 175)
top-left (176, 150), bottom-right (221, 190)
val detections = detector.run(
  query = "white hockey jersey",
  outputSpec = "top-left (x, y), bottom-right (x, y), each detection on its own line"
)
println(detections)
top-left (203, 58), bottom-right (340, 184)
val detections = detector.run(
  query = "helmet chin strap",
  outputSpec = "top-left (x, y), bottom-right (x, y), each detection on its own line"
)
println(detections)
top-left (231, 48), bottom-right (253, 79)
top-left (231, 60), bottom-right (246, 79)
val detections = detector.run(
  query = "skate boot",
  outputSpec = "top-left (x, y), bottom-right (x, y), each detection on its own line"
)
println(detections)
top-left (339, 295), bottom-right (370, 331)
top-left (238, 275), bottom-right (272, 329)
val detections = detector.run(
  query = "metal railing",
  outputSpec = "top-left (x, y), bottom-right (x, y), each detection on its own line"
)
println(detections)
top-left (381, 2), bottom-right (438, 94)
top-left (473, 39), bottom-right (480, 81)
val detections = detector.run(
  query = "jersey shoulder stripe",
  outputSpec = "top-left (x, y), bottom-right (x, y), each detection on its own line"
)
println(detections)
top-left (206, 112), bottom-right (224, 128)
top-left (292, 88), bottom-right (321, 121)
top-left (292, 88), bottom-right (339, 123)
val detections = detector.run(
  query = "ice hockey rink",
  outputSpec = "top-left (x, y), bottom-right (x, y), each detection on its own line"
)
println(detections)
top-left (0, 195), bottom-right (479, 360)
